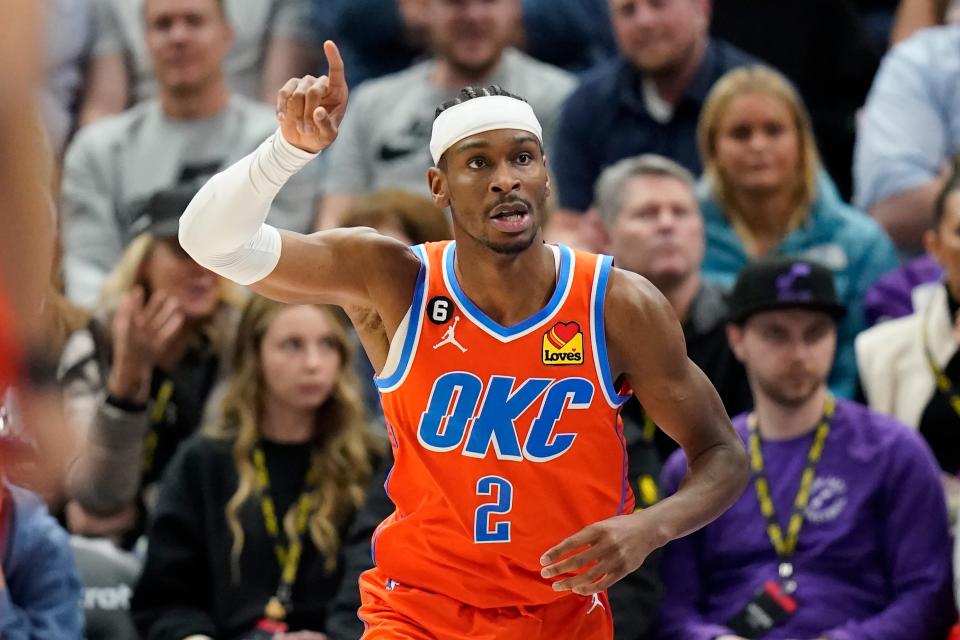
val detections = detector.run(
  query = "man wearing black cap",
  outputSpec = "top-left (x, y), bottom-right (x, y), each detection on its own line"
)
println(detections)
top-left (657, 257), bottom-right (956, 640)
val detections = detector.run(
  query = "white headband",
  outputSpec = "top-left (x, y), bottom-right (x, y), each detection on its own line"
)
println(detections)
top-left (429, 95), bottom-right (543, 165)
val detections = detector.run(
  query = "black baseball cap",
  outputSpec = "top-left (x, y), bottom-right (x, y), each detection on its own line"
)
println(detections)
top-left (727, 256), bottom-right (846, 324)
top-left (130, 183), bottom-right (200, 239)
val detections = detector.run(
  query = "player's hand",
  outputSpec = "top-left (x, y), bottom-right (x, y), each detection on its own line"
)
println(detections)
top-left (276, 40), bottom-right (348, 154)
top-left (539, 512), bottom-right (660, 595)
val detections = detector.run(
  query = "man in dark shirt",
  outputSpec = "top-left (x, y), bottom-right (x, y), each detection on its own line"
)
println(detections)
top-left (595, 154), bottom-right (752, 464)
top-left (548, 0), bottom-right (751, 248)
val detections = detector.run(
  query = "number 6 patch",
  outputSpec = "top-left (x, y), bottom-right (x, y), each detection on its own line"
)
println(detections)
top-left (427, 296), bottom-right (455, 324)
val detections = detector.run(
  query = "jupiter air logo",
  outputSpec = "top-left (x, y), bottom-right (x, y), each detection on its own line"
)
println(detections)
top-left (542, 321), bottom-right (584, 365)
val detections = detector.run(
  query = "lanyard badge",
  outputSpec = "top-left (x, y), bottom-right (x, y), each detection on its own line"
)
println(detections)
top-left (726, 395), bottom-right (835, 636)
top-left (252, 445), bottom-right (318, 627)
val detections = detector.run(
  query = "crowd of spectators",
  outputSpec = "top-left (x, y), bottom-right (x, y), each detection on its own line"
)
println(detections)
top-left (4, 0), bottom-right (960, 638)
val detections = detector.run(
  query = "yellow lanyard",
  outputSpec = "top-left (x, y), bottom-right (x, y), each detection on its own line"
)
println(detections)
top-left (142, 379), bottom-right (175, 473)
top-left (747, 396), bottom-right (834, 567)
top-left (921, 309), bottom-right (960, 418)
top-left (252, 445), bottom-right (318, 621)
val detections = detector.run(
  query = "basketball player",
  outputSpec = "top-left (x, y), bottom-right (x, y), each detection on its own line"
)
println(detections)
top-left (179, 41), bottom-right (749, 640)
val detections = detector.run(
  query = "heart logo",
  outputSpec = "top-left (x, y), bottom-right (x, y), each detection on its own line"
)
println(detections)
top-left (552, 321), bottom-right (580, 344)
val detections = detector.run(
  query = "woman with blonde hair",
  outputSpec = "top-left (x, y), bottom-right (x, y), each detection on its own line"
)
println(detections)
top-left (58, 185), bottom-right (244, 543)
top-left (132, 295), bottom-right (385, 640)
top-left (698, 64), bottom-right (898, 397)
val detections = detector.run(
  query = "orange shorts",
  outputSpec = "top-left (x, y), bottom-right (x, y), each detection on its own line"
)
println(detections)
top-left (358, 566), bottom-right (614, 640)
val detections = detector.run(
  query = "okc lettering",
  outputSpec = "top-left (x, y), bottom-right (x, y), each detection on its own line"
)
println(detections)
top-left (417, 372), bottom-right (594, 462)
top-left (543, 350), bottom-right (583, 363)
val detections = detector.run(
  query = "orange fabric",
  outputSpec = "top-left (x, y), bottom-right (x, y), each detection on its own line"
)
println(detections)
top-left (373, 241), bottom-right (633, 610)
top-left (358, 566), bottom-right (614, 640)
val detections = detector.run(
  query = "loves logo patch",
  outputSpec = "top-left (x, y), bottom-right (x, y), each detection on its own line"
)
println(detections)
top-left (542, 321), bottom-right (584, 365)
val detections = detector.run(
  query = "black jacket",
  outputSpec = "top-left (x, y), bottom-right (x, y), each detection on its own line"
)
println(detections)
top-left (132, 435), bottom-right (361, 640)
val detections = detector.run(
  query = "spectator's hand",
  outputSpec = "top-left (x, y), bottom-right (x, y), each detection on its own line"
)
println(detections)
top-left (65, 500), bottom-right (138, 540)
top-left (274, 632), bottom-right (328, 640)
top-left (539, 512), bottom-right (660, 595)
top-left (277, 40), bottom-right (347, 154)
top-left (108, 286), bottom-right (183, 403)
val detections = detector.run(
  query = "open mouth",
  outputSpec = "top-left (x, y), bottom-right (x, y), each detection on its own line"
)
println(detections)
top-left (489, 202), bottom-right (532, 233)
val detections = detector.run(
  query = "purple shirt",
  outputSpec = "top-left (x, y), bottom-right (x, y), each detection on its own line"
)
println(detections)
top-left (863, 255), bottom-right (943, 327)
top-left (659, 399), bottom-right (955, 640)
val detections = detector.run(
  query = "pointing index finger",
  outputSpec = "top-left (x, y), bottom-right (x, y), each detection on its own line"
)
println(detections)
top-left (324, 40), bottom-right (346, 89)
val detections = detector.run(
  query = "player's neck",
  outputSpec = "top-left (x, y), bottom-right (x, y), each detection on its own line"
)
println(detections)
top-left (752, 385), bottom-right (829, 441)
top-left (654, 271), bottom-right (700, 323)
top-left (158, 77), bottom-right (230, 120)
top-left (260, 398), bottom-right (315, 444)
top-left (453, 240), bottom-right (556, 327)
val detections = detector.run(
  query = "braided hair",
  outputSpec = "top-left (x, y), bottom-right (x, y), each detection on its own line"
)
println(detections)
top-left (433, 86), bottom-right (533, 169)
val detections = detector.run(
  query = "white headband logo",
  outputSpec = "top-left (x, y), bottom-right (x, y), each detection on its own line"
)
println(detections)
top-left (429, 95), bottom-right (543, 165)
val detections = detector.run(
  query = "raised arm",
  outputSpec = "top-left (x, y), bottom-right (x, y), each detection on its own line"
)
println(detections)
top-left (178, 41), bottom-right (418, 322)
top-left (540, 268), bottom-right (748, 595)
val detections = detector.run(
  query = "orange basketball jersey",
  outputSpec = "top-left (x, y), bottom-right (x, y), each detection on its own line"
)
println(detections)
top-left (372, 241), bottom-right (634, 608)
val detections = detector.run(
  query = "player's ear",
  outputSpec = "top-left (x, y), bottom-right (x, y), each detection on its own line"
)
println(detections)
top-left (544, 159), bottom-right (551, 200)
top-left (428, 166), bottom-right (451, 209)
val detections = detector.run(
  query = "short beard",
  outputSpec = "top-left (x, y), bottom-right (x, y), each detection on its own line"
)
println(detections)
top-left (753, 373), bottom-right (822, 410)
top-left (479, 232), bottom-right (538, 255)
top-left (450, 196), bottom-right (544, 255)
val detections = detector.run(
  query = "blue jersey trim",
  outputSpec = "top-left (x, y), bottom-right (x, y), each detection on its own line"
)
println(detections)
top-left (374, 244), bottom-right (427, 390)
top-left (594, 255), bottom-right (632, 406)
top-left (444, 242), bottom-right (574, 339)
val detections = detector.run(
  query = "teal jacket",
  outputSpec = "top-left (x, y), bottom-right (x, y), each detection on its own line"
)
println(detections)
top-left (700, 177), bottom-right (899, 398)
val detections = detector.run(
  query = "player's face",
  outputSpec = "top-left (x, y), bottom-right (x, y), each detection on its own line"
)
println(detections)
top-left (142, 237), bottom-right (220, 319)
top-left (259, 306), bottom-right (343, 413)
top-left (610, 0), bottom-right (708, 75)
top-left (430, 128), bottom-right (550, 255)
top-left (728, 309), bottom-right (836, 409)
top-left (427, 0), bottom-right (519, 77)
top-left (145, 0), bottom-right (233, 95)
top-left (711, 92), bottom-right (801, 196)
top-left (608, 174), bottom-right (704, 288)
top-left (926, 191), bottom-right (960, 301)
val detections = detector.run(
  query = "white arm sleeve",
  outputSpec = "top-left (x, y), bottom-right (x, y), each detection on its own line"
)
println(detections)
top-left (178, 130), bottom-right (319, 285)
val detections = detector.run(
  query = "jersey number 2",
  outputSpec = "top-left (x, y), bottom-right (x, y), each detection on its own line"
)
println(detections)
top-left (474, 476), bottom-right (513, 543)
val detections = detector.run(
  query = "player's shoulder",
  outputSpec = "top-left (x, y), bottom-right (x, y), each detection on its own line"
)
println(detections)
top-left (320, 226), bottom-right (424, 278)
top-left (604, 266), bottom-right (668, 315)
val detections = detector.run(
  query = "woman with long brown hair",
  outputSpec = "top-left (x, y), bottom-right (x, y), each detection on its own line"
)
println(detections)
top-left (697, 65), bottom-right (899, 398)
top-left (132, 295), bottom-right (385, 640)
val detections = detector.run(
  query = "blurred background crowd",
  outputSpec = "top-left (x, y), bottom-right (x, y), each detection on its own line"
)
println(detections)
top-left (3, 0), bottom-right (960, 638)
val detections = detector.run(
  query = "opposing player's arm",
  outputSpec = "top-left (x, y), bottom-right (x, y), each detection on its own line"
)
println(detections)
top-left (541, 268), bottom-right (748, 595)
